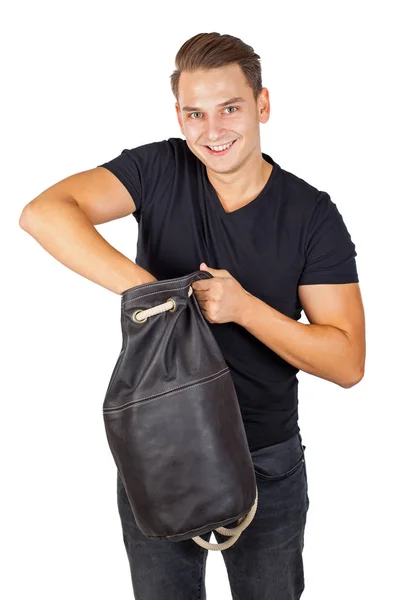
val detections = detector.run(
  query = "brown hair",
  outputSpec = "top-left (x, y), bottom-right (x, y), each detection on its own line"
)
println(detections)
top-left (170, 33), bottom-right (263, 104)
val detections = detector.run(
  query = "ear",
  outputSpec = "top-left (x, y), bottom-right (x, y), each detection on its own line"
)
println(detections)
top-left (175, 103), bottom-right (184, 135)
top-left (258, 88), bottom-right (270, 124)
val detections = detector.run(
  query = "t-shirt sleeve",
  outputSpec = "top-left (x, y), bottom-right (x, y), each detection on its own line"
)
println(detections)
top-left (97, 139), bottom-right (176, 218)
top-left (298, 192), bottom-right (359, 285)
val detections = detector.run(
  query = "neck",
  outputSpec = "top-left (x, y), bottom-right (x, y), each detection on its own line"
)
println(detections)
top-left (206, 150), bottom-right (273, 209)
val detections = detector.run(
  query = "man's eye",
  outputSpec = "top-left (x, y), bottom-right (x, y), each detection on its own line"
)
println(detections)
top-left (189, 106), bottom-right (238, 119)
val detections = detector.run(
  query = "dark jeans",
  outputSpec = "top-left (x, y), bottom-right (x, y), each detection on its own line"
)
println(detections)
top-left (116, 432), bottom-right (310, 600)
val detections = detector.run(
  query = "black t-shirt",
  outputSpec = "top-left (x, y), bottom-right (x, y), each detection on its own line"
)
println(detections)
top-left (98, 137), bottom-right (359, 452)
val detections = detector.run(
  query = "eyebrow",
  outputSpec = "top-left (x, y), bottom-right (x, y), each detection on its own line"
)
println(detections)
top-left (181, 96), bottom-right (246, 113)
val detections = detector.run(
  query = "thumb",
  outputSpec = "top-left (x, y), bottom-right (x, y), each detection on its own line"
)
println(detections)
top-left (200, 263), bottom-right (220, 276)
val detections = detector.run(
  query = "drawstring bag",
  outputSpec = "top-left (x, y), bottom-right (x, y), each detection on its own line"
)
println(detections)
top-left (103, 270), bottom-right (258, 551)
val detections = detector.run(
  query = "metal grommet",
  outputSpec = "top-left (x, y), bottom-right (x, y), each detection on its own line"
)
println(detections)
top-left (167, 298), bottom-right (177, 312)
top-left (131, 309), bottom-right (147, 323)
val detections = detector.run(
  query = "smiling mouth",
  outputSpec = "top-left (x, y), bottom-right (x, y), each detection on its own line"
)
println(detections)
top-left (204, 140), bottom-right (237, 155)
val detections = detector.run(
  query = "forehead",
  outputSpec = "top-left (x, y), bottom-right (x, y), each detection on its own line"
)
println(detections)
top-left (177, 63), bottom-right (252, 108)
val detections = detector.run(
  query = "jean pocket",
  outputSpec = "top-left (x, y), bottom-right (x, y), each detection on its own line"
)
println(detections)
top-left (252, 436), bottom-right (305, 482)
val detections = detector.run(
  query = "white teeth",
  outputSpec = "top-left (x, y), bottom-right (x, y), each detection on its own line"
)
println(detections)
top-left (208, 141), bottom-right (234, 152)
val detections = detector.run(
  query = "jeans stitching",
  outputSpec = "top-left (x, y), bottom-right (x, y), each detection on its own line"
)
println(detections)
top-left (253, 455), bottom-right (305, 481)
top-left (198, 545), bottom-right (208, 600)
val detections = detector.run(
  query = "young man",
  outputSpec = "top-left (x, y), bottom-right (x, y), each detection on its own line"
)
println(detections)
top-left (19, 32), bottom-right (365, 600)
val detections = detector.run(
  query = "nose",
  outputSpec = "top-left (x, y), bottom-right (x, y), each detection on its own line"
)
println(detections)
top-left (205, 114), bottom-right (227, 143)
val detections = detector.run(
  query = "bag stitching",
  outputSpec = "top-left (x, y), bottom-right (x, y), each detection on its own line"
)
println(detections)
top-left (121, 273), bottom-right (207, 306)
top-left (122, 283), bottom-right (195, 306)
top-left (104, 368), bottom-right (230, 414)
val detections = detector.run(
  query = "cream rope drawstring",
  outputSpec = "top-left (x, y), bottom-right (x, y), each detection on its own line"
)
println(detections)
top-left (130, 284), bottom-right (259, 550)
top-left (192, 487), bottom-right (258, 550)
top-left (131, 285), bottom-right (195, 323)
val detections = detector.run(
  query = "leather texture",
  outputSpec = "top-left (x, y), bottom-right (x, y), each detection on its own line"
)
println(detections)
top-left (103, 270), bottom-right (257, 542)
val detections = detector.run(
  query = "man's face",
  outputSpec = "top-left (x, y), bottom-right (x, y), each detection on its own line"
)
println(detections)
top-left (175, 63), bottom-right (270, 175)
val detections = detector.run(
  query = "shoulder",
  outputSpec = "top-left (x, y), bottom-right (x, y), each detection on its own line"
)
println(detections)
top-left (102, 137), bottom-right (195, 178)
top-left (279, 162), bottom-right (325, 206)
top-left (124, 136), bottom-right (191, 160)
top-left (271, 158), bottom-right (334, 223)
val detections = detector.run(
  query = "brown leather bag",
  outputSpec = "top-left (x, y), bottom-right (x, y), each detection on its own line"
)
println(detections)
top-left (103, 270), bottom-right (258, 551)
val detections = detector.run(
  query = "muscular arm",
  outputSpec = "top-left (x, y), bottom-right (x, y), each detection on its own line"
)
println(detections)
top-left (236, 283), bottom-right (366, 388)
top-left (19, 167), bottom-right (157, 295)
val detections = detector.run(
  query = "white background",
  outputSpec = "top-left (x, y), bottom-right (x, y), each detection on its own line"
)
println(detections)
top-left (2, 1), bottom-right (399, 598)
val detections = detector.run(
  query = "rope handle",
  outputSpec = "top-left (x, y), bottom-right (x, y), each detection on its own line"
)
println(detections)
top-left (191, 486), bottom-right (258, 551)
top-left (130, 284), bottom-right (259, 550)
top-left (131, 285), bottom-right (194, 323)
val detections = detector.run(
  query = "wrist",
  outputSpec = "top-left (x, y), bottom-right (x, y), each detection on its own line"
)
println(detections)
top-left (235, 290), bottom-right (256, 328)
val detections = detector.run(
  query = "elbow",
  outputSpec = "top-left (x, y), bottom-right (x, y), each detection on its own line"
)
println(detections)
top-left (19, 203), bottom-right (37, 231)
top-left (339, 365), bottom-right (365, 389)
top-left (19, 210), bottom-right (32, 231)
top-left (19, 196), bottom-right (77, 232)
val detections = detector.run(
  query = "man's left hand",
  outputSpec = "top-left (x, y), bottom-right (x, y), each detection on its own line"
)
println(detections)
top-left (191, 263), bottom-right (251, 325)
